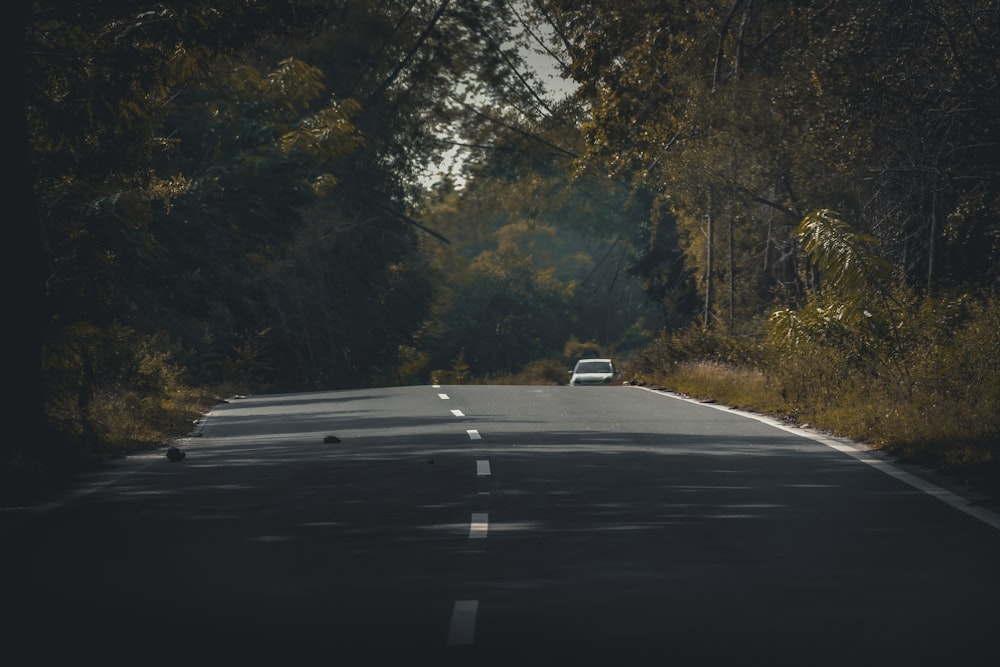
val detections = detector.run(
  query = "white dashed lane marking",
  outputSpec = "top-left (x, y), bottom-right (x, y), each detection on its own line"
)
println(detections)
top-left (434, 384), bottom-right (486, 646)
top-left (469, 513), bottom-right (489, 539)
top-left (447, 600), bottom-right (479, 645)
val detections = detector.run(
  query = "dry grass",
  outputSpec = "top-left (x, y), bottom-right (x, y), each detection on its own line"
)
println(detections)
top-left (649, 361), bottom-right (786, 415)
top-left (89, 385), bottom-right (219, 454)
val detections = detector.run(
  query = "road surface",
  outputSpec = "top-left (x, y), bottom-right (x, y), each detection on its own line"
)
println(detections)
top-left (6, 385), bottom-right (1000, 665)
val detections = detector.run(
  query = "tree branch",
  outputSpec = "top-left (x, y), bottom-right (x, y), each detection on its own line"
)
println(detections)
top-left (366, 0), bottom-right (452, 105)
top-left (451, 95), bottom-right (578, 158)
top-left (361, 194), bottom-right (451, 245)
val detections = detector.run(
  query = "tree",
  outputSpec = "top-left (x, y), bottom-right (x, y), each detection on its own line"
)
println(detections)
top-left (539, 0), bottom-right (1000, 327)
top-left (433, 243), bottom-right (575, 375)
top-left (416, 116), bottom-right (673, 379)
top-left (30, 0), bottom-right (589, 440)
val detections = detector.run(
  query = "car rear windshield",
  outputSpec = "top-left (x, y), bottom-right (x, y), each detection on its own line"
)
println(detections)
top-left (576, 361), bottom-right (612, 373)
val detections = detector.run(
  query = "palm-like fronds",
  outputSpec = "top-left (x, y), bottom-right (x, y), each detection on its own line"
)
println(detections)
top-left (799, 209), bottom-right (892, 300)
top-left (771, 210), bottom-right (896, 349)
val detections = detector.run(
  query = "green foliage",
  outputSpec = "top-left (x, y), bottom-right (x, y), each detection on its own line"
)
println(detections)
top-left (628, 290), bottom-right (1000, 479)
top-left (25, 1), bottom-right (578, 497)
top-left (798, 210), bottom-right (893, 300)
top-left (652, 361), bottom-right (784, 415)
top-left (769, 210), bottom-right (897, 352)
top-left (544, 0), bottom-right (1000, 323)
top-left (415, 97), bottom-right (673, 383)
top-left (221, 329), bottom-right (272, 395)
top-left (22, 0), bottom-right (1000, 503)
top-left (389, 346), bottom-right (431, 386)
top-left (262, 206), bottom-right (437, 390)
top-left (632, 322), bottom-right (766, 372)
top-left (563, 337), bottom-right (605, 361)
top-left (766, 291), bottom-right (1000, 463)
top-left (427, 243), bottom-right (574, 376)
top-left (484, 358), bottom-right (572, 386)
top-left (418, 168), bottom-right (668, 380)
top-left (40, 322), bottom-right (205, 466)
top-left (893, 293), bottom-right (1000, 455)
top-left (431, 352), bottom-right (472, 386)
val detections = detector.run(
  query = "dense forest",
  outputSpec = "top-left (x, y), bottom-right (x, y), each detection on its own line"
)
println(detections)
top-left (12, 1), bottom-right (998, 502)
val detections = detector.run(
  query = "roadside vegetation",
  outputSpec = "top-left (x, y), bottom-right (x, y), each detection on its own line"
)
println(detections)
top-left (622, 292), bottom-right (999, 492)
top-left (16, 2), bottom-right (999, 506)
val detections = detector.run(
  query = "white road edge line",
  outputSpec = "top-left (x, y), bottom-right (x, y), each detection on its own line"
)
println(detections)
top-left (447, 600), bottom-right (479, 645)
top-left (467, 429), bottom-right (481, 440)
top-left (476, 460), bottom-right (491, 476)
top-left (469, 512), bottom-right (489, 538)
top-left (632, 385), bottom-right (1000, 532)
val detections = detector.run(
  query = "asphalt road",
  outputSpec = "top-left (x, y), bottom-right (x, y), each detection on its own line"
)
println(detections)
top-left (6, 385), bottom-right (1000, 665)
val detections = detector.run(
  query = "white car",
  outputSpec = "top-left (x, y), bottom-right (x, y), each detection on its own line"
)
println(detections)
top-left (569, 358), bottom-right (616, 386)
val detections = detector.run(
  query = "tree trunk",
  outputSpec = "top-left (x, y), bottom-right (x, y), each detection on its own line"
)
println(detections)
top-left (729, 216), bottom-right (735, 333)
top-left (705, 189), bottom-right (714, 327)
top-left (928, 182), bottom-right (937, 292)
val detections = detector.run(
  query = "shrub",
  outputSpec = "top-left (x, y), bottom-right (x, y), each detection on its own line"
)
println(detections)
top-left (431, 351), bottom-right (472, 385)
top-left (510, 358), bottom-right (571, 385)
top-left (621, 321), bottom-right (766, 385)
top-left (625, 290), bottom-right (998, 485)
top-left (563, 336), bottom-right (606, 361)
